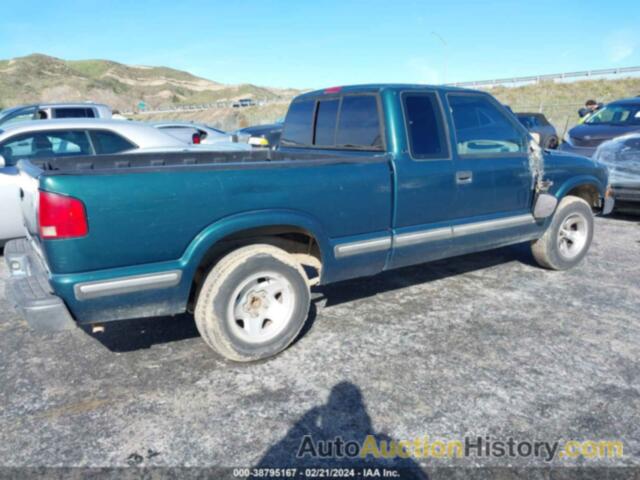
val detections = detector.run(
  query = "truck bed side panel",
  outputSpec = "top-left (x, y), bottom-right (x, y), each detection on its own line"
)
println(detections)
top-left (39, 158), bottom-right (393, 276)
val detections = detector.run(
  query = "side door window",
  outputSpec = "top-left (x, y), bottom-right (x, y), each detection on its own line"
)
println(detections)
top-left (447, 93), bottom-right (533, 220)
top-left (48, 131), bottom-right (92, 156)
top-left (402, 92), bottom-right (449, 159)
top-left (448, 94), bottom-right (527, 156)
top-left (90, 130), bottom-right (136, 155)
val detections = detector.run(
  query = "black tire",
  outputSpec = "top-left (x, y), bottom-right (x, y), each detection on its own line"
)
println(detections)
top-left (194, 244), bottom-right (310, 362)
top-left (531, 196), bottom-right (594, 270)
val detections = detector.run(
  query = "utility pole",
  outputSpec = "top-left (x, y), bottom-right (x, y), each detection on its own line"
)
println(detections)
top-left (431, 31), bottom-right (448, 84)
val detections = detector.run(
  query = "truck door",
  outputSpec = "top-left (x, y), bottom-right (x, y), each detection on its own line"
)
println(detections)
top-left (389, 90), bottom-right (457, 269)
top-left (444, 92), bottom-right (536, 251)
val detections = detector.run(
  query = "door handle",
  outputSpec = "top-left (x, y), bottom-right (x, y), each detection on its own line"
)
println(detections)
top-left (456, 171), bottom-right (473, 184)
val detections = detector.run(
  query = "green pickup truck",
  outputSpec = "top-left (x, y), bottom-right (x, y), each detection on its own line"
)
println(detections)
top-left (5, 84), bottom-right (614, 361)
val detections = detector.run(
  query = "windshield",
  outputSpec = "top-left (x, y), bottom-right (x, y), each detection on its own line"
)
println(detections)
top-left (585, 104), bottom-right (640, 126)
top-left (0, 107), bottom-right (18, 121)
top-left (0, 106), bottom-right (37, 127)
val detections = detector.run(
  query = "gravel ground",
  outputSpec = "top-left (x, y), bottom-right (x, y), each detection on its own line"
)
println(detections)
top-left (0, 215), bottom-right (639, 477)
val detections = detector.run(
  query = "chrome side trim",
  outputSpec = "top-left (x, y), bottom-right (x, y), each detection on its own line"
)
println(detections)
top-left (334, 237), bottom-right (391, 259)
top-left (395, 227), bottom-right (452, 247)
top-left (393, 214), bottom-right (536, 249)
top-left (333, 214), bottom-right (536, 258)
top-left (453, 214), bottom-right (535, 237)
top-left (74, 270), bottom-right (182, 301)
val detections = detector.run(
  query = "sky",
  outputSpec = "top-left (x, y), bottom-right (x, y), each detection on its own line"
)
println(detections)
top-left (0, 0), bottom-right (639, 89)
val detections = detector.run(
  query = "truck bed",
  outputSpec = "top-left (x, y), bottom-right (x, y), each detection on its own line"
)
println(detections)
top-left (28, 149), bottom-right (367, 173)
top-left (30, 150), bottom-right (272, 172)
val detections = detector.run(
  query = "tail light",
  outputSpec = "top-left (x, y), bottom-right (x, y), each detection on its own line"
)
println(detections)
top-left (39, 191), bottom-right (88, 239)
top-left (192, 133), bottom-right (201, 144)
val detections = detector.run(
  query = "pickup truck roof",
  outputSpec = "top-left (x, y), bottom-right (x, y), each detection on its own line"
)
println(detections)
top-left (295, 83), bottom-right (474, 99)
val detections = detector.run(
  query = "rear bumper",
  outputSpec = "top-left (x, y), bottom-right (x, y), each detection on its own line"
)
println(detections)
top-left (4, 239), bottom-right (76, 331)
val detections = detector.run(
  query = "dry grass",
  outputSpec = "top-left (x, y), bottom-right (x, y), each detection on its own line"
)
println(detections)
top-left (130, 103), bottom-right (290, 131)
top-left (486, 77), bottom-right (640, 134)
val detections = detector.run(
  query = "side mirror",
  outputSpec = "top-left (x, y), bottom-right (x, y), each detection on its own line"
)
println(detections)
top-left (533, 193), bottom-right (558, 219)
top-left (530, 132), bottom-right (541, 145)
top-left (0, 154), bottom-right (5, 168)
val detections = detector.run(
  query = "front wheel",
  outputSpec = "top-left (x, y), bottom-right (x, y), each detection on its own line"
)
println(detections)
top-left (194, 244), bottom-right (311, 362)
top-left (531, 196), bottom-right (594, 270)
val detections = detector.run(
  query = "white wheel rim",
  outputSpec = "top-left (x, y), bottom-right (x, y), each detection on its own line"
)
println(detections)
top-left (557, 212), bottom-right (589, 260)
top-left (226, 271), bottom-right (295, 344)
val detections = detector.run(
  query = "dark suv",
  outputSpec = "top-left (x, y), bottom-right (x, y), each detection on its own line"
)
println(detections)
top-left (561, 98), bottom-right (640, 157)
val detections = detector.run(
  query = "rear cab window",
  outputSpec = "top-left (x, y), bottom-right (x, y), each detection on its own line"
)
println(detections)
top-left (313, 99), bottom-right (339, 146)
top-left (281, 92), bottom-right (384, 151)
top-left (280, 100), bottom-right (315, 146)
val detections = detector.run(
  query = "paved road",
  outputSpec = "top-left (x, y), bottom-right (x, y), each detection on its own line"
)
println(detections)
top-left (1, 216), bottom-right (639, 474)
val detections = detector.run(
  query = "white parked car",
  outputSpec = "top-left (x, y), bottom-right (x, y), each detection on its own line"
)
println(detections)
top-left (0, 102), bottom-right (112, 127)
top-left (0, 119), bottom-right (248, 244)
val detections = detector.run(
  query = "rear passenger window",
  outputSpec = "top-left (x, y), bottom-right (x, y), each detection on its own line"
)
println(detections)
top-left (53, 108), bottom-right (95, 119)
top-left (313, 99), bottom-right (339, 146)
top-left (281, 100), bottom-right (315, 146)
top-left (336, 95), bottom-right (383, 150)
top-left (90, 131), bottom-right (136, 155)
top-left (448, 94), bottom-right (527, 156)
top-left (402, 93), bottom-right (449, 159)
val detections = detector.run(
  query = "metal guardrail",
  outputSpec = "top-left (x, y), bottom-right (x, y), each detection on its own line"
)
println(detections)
top-left (448, 66), bottom-right (640, 88)
top-left (124, 67), bottom-right (640, 114)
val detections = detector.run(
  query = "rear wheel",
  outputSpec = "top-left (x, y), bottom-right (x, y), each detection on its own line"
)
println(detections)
top-left (531, 196), bottom-right (594, 270)
top-left (194, 244), bottom-right (310, 362)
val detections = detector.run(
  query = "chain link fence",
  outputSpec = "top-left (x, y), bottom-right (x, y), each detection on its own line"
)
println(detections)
top-left (509, 103), bottom-right (585, 138)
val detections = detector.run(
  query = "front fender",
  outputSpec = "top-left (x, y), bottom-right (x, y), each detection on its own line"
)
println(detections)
top-left (179, 209), bottom-right (330, 277)
top-left (551, 174), bottom-right (606, 200)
